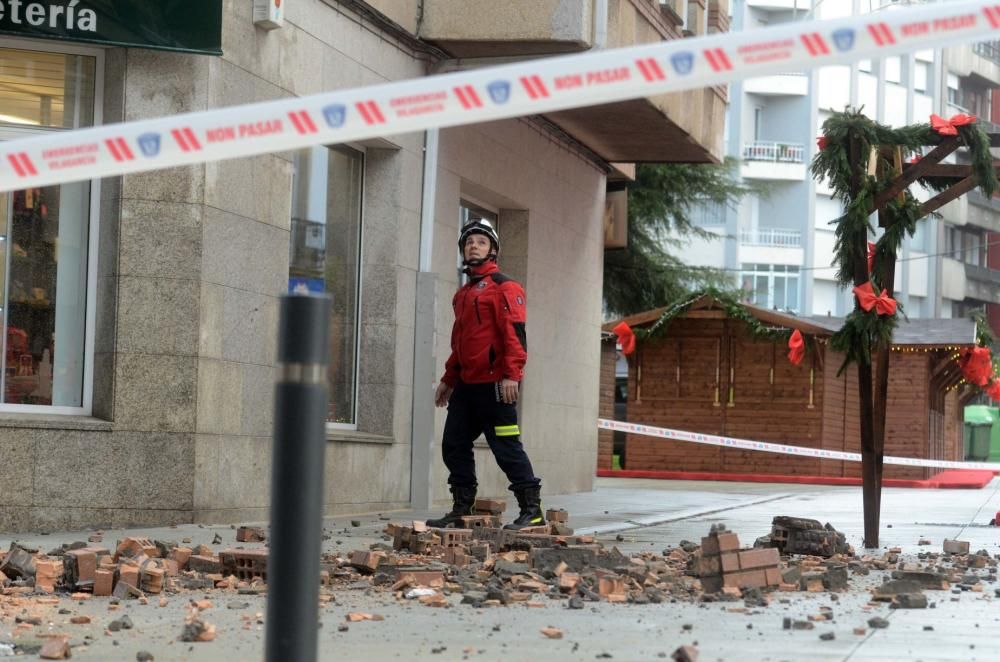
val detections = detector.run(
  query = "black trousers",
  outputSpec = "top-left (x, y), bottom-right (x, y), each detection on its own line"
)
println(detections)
top-left (442, 381), bottom-right (540, 492)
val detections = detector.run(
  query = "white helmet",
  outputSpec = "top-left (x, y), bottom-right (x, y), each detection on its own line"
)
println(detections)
top-left (458, 218), bottom-right (500, 257)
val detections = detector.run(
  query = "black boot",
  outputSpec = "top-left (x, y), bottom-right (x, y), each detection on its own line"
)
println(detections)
top-left (503, 486), bottom-right (545, 530)
top-left (426, 485), bottom-right (477, 528)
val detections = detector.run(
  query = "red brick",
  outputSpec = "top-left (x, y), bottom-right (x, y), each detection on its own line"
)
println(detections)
top-left (65, 547), bottom-right (108, 589)
top-left (34, 559), bottom-right (64, 593)
top-left (188, 555), bottom-right (222, 574)
top-left (459, 516), bottom-right (495, 530)
top-left (701, 532), bottom-right (740, 555)
top-left (440, 529), bottom-right (473, 547)
top-left (545, 509), bottom-right (569, 523)
top-left (168, 546), bottom-right (192, 570)
top-left (737, 548), bottom-right (780, 570)
top-left (696, 554), bottom-right (720, 577)
top-left (119, 563), bottom-right (140, 587)
top-left (473, 498), bottom-right (507, 515)
top-left (115, 537), bottom-right (157, 560)
top-left (94, 569), bottom-right (114, 597)
top-left (722, 569), bottom-right (768, 589)
top-left (220, 549), bottom-right (269, 582)
top-left (764, 567), bottom-right (782, 586)
top-left (236, 527), bottom-right (266, 543)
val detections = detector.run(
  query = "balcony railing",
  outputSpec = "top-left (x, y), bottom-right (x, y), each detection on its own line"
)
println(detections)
top-left (742, 141), bottom-right (806, 164)
top-left (740, 228), bottom-right (802, 247)
top-left (973, 40), bottom-right (1000, 67)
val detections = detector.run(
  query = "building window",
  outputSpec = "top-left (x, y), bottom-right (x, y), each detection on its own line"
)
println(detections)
top-left (913, 61), bottom-right (929, 93)
top-left (458, 200), bottom-right (498, 284)
top-left (0, 44), bottom-right (99, 411)
top-left (289, 145), bottom-right (364, 426)
top-left (885, 57), bottom-right (901, 84)
top-left (739, 264), bottom-right (799, 312)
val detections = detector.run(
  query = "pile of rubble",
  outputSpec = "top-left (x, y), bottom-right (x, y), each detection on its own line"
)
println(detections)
top-left (2, 507), bottom-right (999, 656)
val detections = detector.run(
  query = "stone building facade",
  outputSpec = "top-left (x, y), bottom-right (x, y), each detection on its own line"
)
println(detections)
top-left (0, 0), bottom-right (725, 530)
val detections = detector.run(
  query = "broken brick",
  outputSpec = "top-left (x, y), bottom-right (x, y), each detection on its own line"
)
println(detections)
top-left (38, 636), bottom-right (71, 660)
top-left (545, 509), bottom-right (569, 523)
top-left (439, 529), bottom-right (473, 548)
top-left (348, 550), bottom-right (386, 574)
top-left (737, 548), bottom-right (780, 570)
top-left (94, 569), bottom-right (114, 597)
top-left (34, 558), bottom-right (64, 593)
top-left (116, 537), bottom-right (158, 560)
top-left (168, 546), bottom-right (193, 570)
top-left (474, 498), bottom-right (506, 515)
top-left (236, 527), bottom-right (266, 543)
top-left (943, 539), bottom-right (970, 555)
top-left (219, 549), bottom-right (268, 583)
top-left (701, 532), bottom-right (740, 555)
top-left (188, 555), bottom-right (222, 574)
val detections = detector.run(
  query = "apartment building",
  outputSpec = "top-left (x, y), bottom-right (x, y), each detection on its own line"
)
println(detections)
top-left (683, 0), bottom-right (1000, 325)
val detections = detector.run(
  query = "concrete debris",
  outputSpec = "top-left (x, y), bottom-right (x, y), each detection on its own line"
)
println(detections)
top-left (867, 616), bottom-right (890, 629)
top-left (759, 517), bottom-right (850, 558)
top-left (37, 636), bottom-right (70, 660)
top-left (672, 644), bottom-right (699, 661)
top-left (943, 539), bottom-right (970, 555)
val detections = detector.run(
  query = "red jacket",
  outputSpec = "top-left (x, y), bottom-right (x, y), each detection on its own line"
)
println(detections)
top-left (441, 262), bottom-right (527, 386)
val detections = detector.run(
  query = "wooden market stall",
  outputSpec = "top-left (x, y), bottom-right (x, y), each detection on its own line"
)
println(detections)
top-left (600, 295), bottom-right (977, 480)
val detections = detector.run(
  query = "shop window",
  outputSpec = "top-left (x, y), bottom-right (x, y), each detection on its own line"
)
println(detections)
top-left (0, 45), bottom-right (98, 411)
top-left (288, 146), bottom-right (364, 426)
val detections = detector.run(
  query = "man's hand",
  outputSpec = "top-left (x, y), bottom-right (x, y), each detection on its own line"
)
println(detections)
top-left (435, 382), bottom-right (453, 407)
top-left (499, 378), bottom-right (519, 404)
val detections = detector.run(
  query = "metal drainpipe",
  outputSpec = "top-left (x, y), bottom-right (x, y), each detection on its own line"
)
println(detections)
top-left (409, 127), bottom-right (440, 511)
top-left (594, 0), bottom-right (608, 49)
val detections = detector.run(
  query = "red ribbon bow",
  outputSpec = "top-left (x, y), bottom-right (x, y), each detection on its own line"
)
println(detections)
top-left (867, 241), bottom-right (876, 275)
top-left (930, 113), bottom-right (977, 136)
top-left (816, 135), bottom-right (828, 151)
top-left (787, 329), bottom-right (805, 366)
top-left (852, 281), bottom-right (897, 316)
top-left (959, 346), bottom-right (994, 387)
top-left (613, 321), bottom-right (636, 356)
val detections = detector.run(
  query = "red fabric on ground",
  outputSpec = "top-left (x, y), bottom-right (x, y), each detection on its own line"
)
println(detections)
top-left (596, 468), bottom-right (995, 489)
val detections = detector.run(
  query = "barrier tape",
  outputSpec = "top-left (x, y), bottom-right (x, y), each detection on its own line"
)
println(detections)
top-left (1, 1), bottom-right (997, 192)
top-left (598, 418), bottom-right (1000, 472)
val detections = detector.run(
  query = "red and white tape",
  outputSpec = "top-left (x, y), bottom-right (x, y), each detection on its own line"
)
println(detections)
top-left (2, 1), bottom-right (997, 191)
top-left (598, 418), bottom-right (1000, 472)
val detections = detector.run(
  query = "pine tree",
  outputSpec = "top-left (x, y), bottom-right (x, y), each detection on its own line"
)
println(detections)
top-left (603, 159), bottom-right (760, 317)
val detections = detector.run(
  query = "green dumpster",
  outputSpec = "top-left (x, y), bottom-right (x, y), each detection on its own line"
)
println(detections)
top-left (988, 406), bottom-right (1000, 463)
top-left (964, 405), bottom-right (994, 462)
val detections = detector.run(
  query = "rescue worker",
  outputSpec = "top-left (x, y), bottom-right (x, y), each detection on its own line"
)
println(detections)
top-left (427, 218), bottom-right (544, 530)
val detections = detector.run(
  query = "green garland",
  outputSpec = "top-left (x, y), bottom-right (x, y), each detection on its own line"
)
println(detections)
top-left (812, 109), bottom-right (998, 373)
top-left (636, 287), bottom-right (814, 355)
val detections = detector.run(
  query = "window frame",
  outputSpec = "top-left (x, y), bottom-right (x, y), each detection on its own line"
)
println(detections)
top-left (0, 37), bottom-right (104, 416)
top-left (326, 144), bottom-right (366, 432)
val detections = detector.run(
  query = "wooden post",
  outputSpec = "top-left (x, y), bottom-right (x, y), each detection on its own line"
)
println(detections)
top-left (870, 210), bottom-right (897, 536)
top-left (849, 135), bottom-right (880, 549)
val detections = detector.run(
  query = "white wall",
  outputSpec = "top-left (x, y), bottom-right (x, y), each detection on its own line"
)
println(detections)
top-left (434, 119), bottom-right (605, 501)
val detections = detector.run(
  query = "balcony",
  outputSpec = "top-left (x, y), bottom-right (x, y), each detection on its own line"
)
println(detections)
top-left (963, 263), bottom-right (1000, 304)
top-left (946, 42), bottom-right (1000, 88)
top-left (740, 228), bottom-right (801, 247)
top-left (973, 41), bottom-right (1000, 68)
top-left (740, 141), bottom-right (806, 180)
top-left (738, 228), bottom-right (803, 265)
top-left (744, 73), bottom-right (809, 97)
top-left (418, 0), bottom-right (593, 57)
top-left (419, 0), bottom-right (727, 164)
top-left (968, 190), bottom-right (1000, 233)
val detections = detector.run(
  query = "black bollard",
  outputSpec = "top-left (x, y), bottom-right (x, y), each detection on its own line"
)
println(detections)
top-left (265, 294), bottom-right (331, 662)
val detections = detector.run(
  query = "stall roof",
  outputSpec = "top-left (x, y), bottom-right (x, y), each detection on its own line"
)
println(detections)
top-left (603, 295), bottom-right (977, 348)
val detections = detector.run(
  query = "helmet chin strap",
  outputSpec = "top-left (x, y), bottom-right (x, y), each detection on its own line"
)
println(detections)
top-left (462, 252), bottom-right (498, 270)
